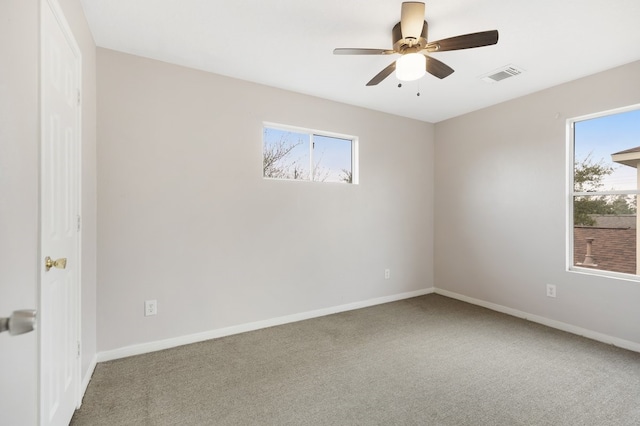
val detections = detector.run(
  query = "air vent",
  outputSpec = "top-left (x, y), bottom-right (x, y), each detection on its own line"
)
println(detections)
top-left (480, 64), bottom-right (525, 83)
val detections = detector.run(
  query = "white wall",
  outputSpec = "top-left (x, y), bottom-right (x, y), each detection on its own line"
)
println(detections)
top-left (96, 49), bottom-right (435, 352)
top-left (435, 60), bottom-right (640, 345)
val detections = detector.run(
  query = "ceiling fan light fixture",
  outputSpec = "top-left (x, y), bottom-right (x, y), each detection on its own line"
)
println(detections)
top-left (396, 53), bottom-right (426, 81)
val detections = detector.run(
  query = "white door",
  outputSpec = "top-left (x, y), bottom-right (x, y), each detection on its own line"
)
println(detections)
top-left (40, 0), bottom-right (82, 425)
top-left (0, 0), bottom-right (40, 424)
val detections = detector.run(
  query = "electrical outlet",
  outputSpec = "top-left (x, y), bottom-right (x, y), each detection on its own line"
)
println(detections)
top-left (385, 269), bottom-right (390, 279)
top-left (145, 299), bottom-right (157, 316)
top-left (546, 284), bottom-right (556, 298)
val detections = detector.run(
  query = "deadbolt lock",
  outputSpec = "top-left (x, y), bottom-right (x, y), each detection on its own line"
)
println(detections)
top-left (45, 256), bottom-right (67, 271)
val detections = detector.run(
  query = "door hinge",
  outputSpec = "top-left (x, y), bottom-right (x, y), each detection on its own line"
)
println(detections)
top-left (77, 341), bottom-right (80, 358)
top-left (77, 89), bottom-right (81, 106)
top-left (77, 215), bottom-right (81, 232)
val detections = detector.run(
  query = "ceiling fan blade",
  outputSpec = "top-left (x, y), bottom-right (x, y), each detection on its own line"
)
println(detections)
top-left (425, 55), bottom-right (454, 79)
top-left (400, 2), bottom-right (425, 40)
top-left (333, 48), bottom-right (395, 55)
top-left (427, 30), bottom-right (499, 52)
top-left (366, 61), bottom-right (397, 86)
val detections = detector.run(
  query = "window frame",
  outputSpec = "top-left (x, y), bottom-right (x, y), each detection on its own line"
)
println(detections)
top-left (567, 103), bottom-right (640, 281)
top-left (262, 122), bottom-right (359, 184)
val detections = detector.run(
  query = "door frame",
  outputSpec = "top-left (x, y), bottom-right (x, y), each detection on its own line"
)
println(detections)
top-left (38, 0), bottom-right (83, 422)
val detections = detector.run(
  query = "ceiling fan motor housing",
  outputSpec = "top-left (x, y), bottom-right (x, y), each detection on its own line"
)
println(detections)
top-left (392, 20), bottom-right (428, 53)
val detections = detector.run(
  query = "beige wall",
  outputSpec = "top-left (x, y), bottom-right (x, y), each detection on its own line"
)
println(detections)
top-left (96, 48), bottom-right (435, 352)
top-left (435, 60), bottom-right (640, 344)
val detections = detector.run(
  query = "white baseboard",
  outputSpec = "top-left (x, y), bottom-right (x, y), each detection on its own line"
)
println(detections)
top-left (78, 353), bottom-right (97, 407)
top-left (97, 288), bottom-right (435, 363)
top-left (435, 288), bottom-right (640, 353)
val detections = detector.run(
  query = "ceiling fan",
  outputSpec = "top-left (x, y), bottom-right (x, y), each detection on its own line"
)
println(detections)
top-left (333, 2), bottom-right (499, 86)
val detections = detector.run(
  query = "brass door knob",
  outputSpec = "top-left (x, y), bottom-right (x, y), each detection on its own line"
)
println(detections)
top-left (45, 256), bottom-right (67, 271)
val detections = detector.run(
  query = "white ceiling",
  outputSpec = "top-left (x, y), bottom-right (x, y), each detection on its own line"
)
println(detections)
top-left (80, 0), bottom-right (640, 123)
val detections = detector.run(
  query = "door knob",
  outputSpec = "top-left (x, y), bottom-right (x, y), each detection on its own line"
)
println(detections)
top-left (0, 309), bottom-right (37, 336)
top-left (45, 256), bottom-right (67, 271)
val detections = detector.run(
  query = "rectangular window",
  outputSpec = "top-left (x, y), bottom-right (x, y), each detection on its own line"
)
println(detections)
top-left (569, 105), bottom-right (640, 278)
top-left (262, 123), bottom-right (357, 184)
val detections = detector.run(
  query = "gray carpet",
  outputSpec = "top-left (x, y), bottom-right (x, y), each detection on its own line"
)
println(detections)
top-left (71, 294), bottom-right (640, 425)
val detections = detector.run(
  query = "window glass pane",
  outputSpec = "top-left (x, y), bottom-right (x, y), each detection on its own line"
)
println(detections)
top-left (574, 194), bottom-right (636, 227)
top-left (263, 128), bottom-right (310, 180)
top-left (574, 109), bottom-right (640, 192)
top-left (312, 135), bottom-right (352, 183)
top-left (573, 195), bottom-right (636, 275)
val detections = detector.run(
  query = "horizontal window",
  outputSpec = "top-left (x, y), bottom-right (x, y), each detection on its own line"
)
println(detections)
top-left (262, 124), bottom-right (357, 184)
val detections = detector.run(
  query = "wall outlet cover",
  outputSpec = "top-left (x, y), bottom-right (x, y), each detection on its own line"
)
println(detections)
top-left (145, 300), bottom-right (157, 316)
top-left (546, 284), bottom-right (556, 298)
